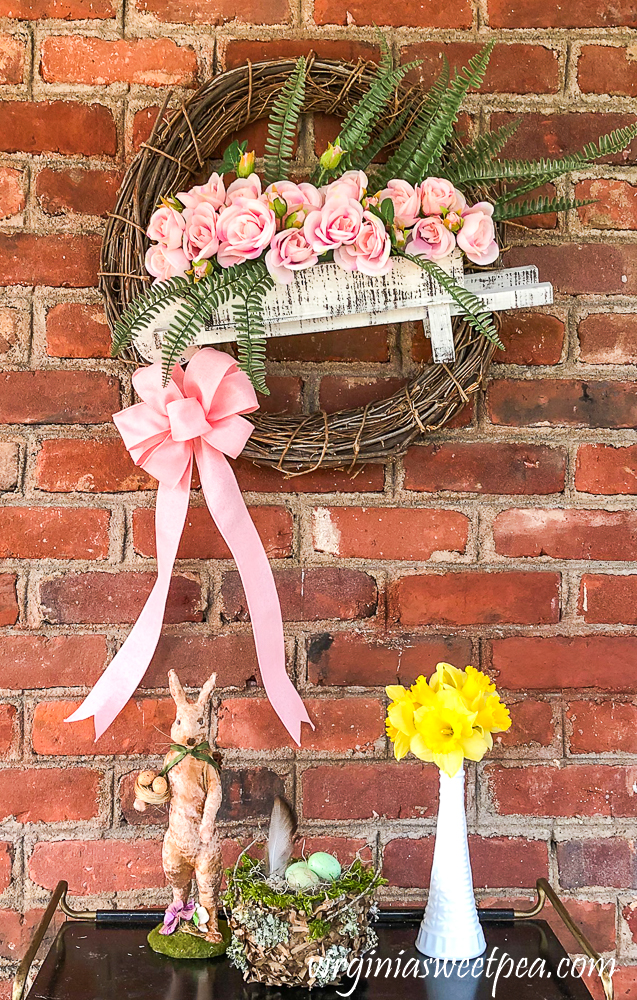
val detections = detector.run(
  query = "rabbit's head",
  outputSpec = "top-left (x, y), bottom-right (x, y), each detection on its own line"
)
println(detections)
top-left (168, 669), bottom-right (216, 747)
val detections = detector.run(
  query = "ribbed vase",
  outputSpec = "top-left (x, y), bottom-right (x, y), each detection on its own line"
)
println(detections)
top-left (415, 767), bottom-right (486, 961)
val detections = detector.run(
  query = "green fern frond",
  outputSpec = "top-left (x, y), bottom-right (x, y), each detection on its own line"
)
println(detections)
top-left (374, 57), bottom-right (450, 189)
top-left (444, 119), bottom-right (520, 182)
top-left (263, 56), bottom-right (307, 185)
top-left (400, 42), bottom-right (495, 186)
top-left (231, 260), bottom-right (274, 395)
top-left (493, 194), bottom-right (594, 223)
top-left (351, 107), bottom-right (410, 172)
top-left (111, 276), bottom-right (192, 356)
top-left (398, 251), bottom-right (503, 350)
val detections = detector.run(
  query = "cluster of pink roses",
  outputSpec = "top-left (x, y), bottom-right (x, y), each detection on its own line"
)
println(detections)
top-left (144, 168), bottom-right (498, 286)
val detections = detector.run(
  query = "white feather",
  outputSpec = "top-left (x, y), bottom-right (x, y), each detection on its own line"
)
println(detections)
top-left (266, 796), bottom-right (296, 877)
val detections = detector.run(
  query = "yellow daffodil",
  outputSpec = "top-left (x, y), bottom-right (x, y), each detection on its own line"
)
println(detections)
top-left (385, 688), bottom-right (416, 761)
top-left (411, 689), bottom-right (488, 777)
top-left (428, 661), bottom-right (465, 693)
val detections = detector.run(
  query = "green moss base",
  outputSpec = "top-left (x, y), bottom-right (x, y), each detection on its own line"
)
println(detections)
top-left (147, 920), bottom-right (230, 959)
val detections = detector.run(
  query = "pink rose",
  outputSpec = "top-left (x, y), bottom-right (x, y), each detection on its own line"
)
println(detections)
top-left (215, 198), bottom-right (276, 268)
top-left (145, 244), bottom-right (190, 282)
top-left (457, 202), bottom-right (498, 265)
top-left (376, 179), bottom-right (421, 228)
top-left (146, 205), bottom-right (186, 250)
top-left (177, 172), bottom-right (226, 211)
top-left (304, 197), bottom-right (364, 253)
top-left (225, 173), bottom-right (262, 205)
top-left (333, 210), bottom-right (392, 276)
top-left (182, 202), bottom-right (219, 260)
top-left (322, 169), bottom-right (368, 203)
top-left (264, 181), bottom-right (324, 228)
top-left (405, 216), bottom-right (456, 260)
top-left (265, 228), bottom-right (318, 284)
top-left (419, 177), bottom-right (466, 217)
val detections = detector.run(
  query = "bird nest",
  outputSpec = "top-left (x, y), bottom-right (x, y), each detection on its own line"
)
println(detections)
top-left (101, 57), bottom-right (498, 474)
top-left (223, 855), bottom-right (383, 988)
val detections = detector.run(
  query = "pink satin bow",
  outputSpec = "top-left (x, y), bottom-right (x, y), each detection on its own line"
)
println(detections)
top-left (66, 348), bottom-right (313, 745)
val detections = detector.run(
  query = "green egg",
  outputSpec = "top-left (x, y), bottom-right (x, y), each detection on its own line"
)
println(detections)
top-left (285, 861), bottom-right (320, 890)
top-left (307, 852), bottom-right (342, 882)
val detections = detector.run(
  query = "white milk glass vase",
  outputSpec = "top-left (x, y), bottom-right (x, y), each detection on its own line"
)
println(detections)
top-left (415, 766), bottom-right (486, 961)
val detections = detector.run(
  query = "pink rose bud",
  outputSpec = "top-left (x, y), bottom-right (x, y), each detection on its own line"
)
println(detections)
top-left (443, 211), bottom-right (464, 233)
top-left (146, 205), bottom-right (186, 250)
top-left (189, 258), bottom-right (213, 279)
top-left (145, 244), bottom-right (190, 282)
top-left (376, 179), bottom-right (421, 228)
top-left (177, 172), bottom-right (226, 211)
top-left (405, 216), bottom-right (456, 261)
top-left (215, 198), bottom-right (276, 268)
top-left (182, 202), bottom-right (219, 260)
top-left (420, 177), bottom-right (466, 217)
top-left (237, 150), bottom-right (256, 178)
top-left (456, 203), bottom-right (498, 265)
top-left (319, 141), bottom-right (345, 172)
top-left (333, 210), bottom-right (392, 276)
top-left (303, 197), bottom-right (364, 253)
top-left (265, 228), bottom-right (319, 285)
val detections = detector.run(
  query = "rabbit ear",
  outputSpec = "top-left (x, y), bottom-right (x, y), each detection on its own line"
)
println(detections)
top-left (168, 670), bottom-right (187, 708)
top-left (197, 672), bottom-right (217, 707)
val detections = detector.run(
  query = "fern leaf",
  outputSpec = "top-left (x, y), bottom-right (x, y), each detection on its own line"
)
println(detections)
top-left (231, 260), bottom-right (274, 395)
top-left (351, 107), bottom-right (410, 172)
top-left (398, 251), bottom-right (503, 350)
top-left (264, 57), bottom-right (306, 184)
top-left (334, 61), bottom-right (418, 165)
top-left (400, 42), bottom-right (495, 186)
top-left (444, 119), bottom-right (520, 182)
top-left (493, 194), bottom-right (594, 223)
top-left (111, 276), bottom-right (192, 356)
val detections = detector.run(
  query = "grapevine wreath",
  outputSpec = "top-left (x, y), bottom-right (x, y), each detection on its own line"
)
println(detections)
top-left (101, 50), bottom-right (637, 473)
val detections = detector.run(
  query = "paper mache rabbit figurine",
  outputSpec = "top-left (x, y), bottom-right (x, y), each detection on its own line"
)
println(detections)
top-left (134, 669), bottom-right (224, 943)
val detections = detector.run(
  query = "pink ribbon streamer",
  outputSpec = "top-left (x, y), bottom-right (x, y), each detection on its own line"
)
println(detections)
top-left (66, 348), bottom-right (313, 745)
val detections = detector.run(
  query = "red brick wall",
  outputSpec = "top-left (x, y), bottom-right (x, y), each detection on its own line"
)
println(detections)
top-left (2, 0), bottom-right (637, 993)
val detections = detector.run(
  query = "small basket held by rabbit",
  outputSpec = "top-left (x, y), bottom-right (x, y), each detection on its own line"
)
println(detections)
top-left (224, 798), bottom-right (385, 989)
top-left (134, 669), bottom-right (229, 958)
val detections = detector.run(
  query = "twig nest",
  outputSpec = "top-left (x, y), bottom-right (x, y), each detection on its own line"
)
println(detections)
top-left (134, 768), bottom-right (171, 808)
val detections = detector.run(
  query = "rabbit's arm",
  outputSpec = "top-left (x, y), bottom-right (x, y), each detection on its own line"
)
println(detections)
top-left (200, 767), bottom-right (222, 844)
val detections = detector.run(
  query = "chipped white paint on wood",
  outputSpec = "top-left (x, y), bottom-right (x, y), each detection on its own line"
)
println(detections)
top-left (134, 255), bottom-right (554, 367)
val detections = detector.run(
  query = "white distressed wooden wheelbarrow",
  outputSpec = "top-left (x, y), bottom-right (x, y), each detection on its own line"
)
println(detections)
top-left (134, 253), bottom-right (553, 365)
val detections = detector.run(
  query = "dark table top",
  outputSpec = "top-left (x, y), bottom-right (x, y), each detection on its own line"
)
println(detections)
top-left (26, 915), bottom-right (595, 1000)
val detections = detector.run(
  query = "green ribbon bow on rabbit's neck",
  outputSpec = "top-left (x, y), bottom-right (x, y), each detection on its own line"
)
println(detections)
top-left (160, 739), bottom-right (221, 777)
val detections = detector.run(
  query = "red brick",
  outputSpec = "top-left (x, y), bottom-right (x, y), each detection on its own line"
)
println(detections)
top-left (579, 314), bottom-right (637, 364)
top-left (384, 836), bottom-right (548, 889)
top-left (579, 46), bottom-right (637, 97)
top-left (46, 303), bottom-right (111, 359)
top-left (0, 844), bottom-right (11, 890)
top-left (0, 101), bottom-right (116, 157)
top-left (144, 633), bottom-right (261, 690)
top-left (402, 42), bottom-right (559, 94)
top-left (496, 311), bottom-right (564, 365)
top-left (40, 571), bottom-right (202, 625)
top-left (218, 696), bottom-right (384, 752)
top-left (488, 379), bottom-right (637, 428)
top-left (136, 0), bottom-right (289, 23)
top-left (233, 457), bottom-right (384, 493)
top-left (558, 839), bottom-right (636, 888)
top-left (404, 443), bottom-right (566, 495)
top-left (319, 375), bottom-right (406, 412)
top-left (491, 636), bottom-right (637, 692)
top-left (494, 112), bottom-right (637, 167)
top-left (33, 697), bottom-right (175, 755)
top-left (0, 443), bottom-right (18, 490)
top-left (298, 836), bottom-right (371, 865)
top-left (258, 376), bottom-right (302, 414)
top-left (0, 35), bottom-right (24, 84)
top-left (576, 444), bottom-right (637, 495)
top-left (489, 0), bottom-right (637, 26)
top-left (568, 700), bottom-right (637, 754)
top-left (36, 168), bottom-right (123, 219)
top-left (222, 567), bottom-right (376, 622)
top-left (0, 910), bottom-right (52, 962)
top-left (577, 179), bottom-right (637, 230)
top-left (303, 762), bottom-right (439, 819)
top-left (506, 241), bottom-right (637, 292)
top-left (0, 768), bottom-right (100, 822)
top-left (0, 167), bottom-right (25, 220)
top-left (0, 576), bottom-right (18, 626)
top-left (222, 39), bottom-right (379, 71)
top-left (581, 574), bottom-right (637, 624)
top-left (0, 705), bottom-right (16, 755)
top-left (486, 763), bottom-right (637, 817)
top-left (494, 508), bottom-right (637, 560)
top-left (0, 372), bottom-right (119, 424)
top-left (312, 506), bottom-right (468, 560)
top-left (394, 572), bottom-right (560, 626)
top-left (0, 309), bottom-right (19, 357)
top-left (29, 839), bottom-right (164, 894)
top-left (268, 325), bottom-right (389, 363)
top-left (133, 505), bottom-right (293, 560)
top-left (37, 438), bottom-right (154, 491)
top-left (0, 0), bottom-right (114, 15)
top-left (0, 234), bottom-right (101, 288)
top-left (132, 106), bottom-right (160, 150)
top-left (494, 699), bottom-right (554, 751)
top-left (0, 635), bottom-right (106, 689)
top-left (314, 0), bottom-right (471, 27)
top-left (0, 507), bottom-right (109, 560)
top-left (41, 37), bottom-right (197, 87)
top-left (307, 632), bottom-right (473, 686)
